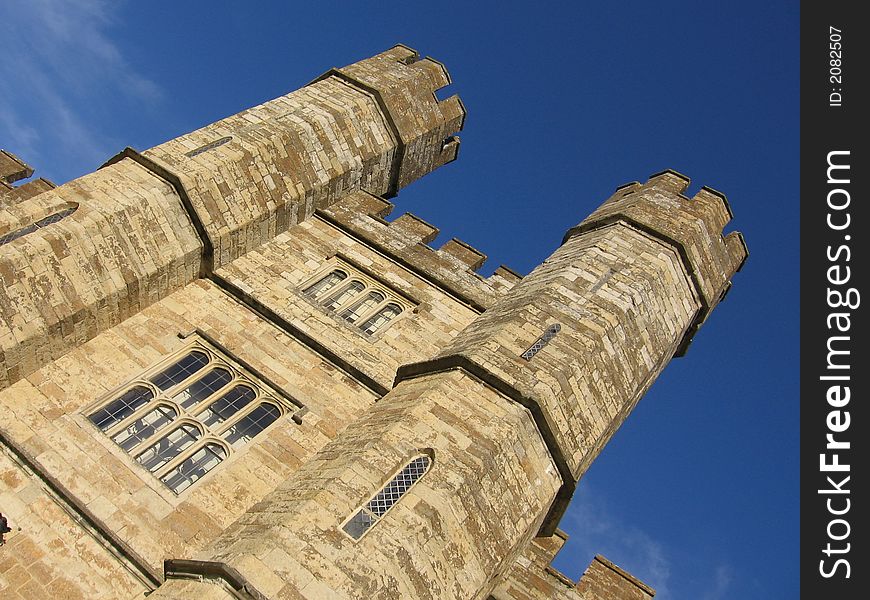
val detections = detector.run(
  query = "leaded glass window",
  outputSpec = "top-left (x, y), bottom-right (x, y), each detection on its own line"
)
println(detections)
top-left (137, 423), bottom-right (201, 472)
top-left (90, 385), bottom-right (155, 431)
top-left (113, 404), bottom-right (178, 452)
top-left (223, 403), bottom-right (281, 447)
top-left (303, 269), bottom-right (348, 299)
top-left (323, 280), bottom-right (365, 311)
top-left (340, 291), bottom-right (384, 323)
top-left (172, 367), bottom-right (232, 409)
top-left (86, 337), bottom-right (299, 494)
top-left (342, 455), bottom-right (432, 540)
top-left (360, 303), bottom-right (402, 336)
top-left (200, 385), bottom-right (256, 428)
top-left (0, 205), bottom-right (78, 247)
top-left (150, 350), bottom-right (209, 390)
top-left (184, 136), bottom-right (233, 158)
top-left (299, 259), bottom-right (411, 337)
top-left (520, 324), bottom-right (561, 361)
top-left (161, 443), bottom-right (228, 494)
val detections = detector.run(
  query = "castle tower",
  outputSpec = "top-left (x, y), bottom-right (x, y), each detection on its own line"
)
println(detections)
top-left (0, 46), bottom-right (745, 600)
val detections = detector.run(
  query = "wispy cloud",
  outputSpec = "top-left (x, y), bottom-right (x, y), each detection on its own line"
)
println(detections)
top-left (1, 0), bottom-right (162, 182)
top-left (564, 484), bottom-right (673, 598)
top-left (562, 484), bottom-right (737, 600)
top-left (701, 564), bottom-right (732, 600)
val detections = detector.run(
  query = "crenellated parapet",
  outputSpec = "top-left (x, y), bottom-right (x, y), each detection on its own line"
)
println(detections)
top-left (0, 150), bottom-right (56, 210)
top-left (0, 159), bottom-right (202, 388)
top-left (565, 170), bottom-right (748, 353)
top-left (121, 44), bottom-right (465, 270)
top-left (1, 46), bottom-right (464, 390)
top-left (1, 44), bottom-right (733, 600)
top-left (329, 44), bottom-right (465, 191)
top-left (320, 190), bottom-right (522, 311)
top-left (0, 149), bottom-right (33, 186)
top-left (397, 170), bottom-right (747, 532)
top-left (490, 531), bottom-right (655, 600)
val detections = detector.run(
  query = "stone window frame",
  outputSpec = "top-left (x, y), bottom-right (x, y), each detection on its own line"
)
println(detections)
top-left (0, 203), bottom-right (78, 247)
top-left (85, 334), bottom-right (299, 495)
top-left (300, 256), bottom-right (413, 338)
top-left (340, 451), bottom-right (433, 541)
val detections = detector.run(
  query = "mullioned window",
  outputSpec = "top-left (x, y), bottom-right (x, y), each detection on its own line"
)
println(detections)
top-left (0, 204), bottom-right (77, 247)
top-left (87, 336), bottom-right (297, 494)
top-left (301, 258), bottom-right (410, 336)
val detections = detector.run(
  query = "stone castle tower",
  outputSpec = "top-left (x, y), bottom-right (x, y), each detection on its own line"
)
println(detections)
top-left (0, 46), bottom-right (746, 599)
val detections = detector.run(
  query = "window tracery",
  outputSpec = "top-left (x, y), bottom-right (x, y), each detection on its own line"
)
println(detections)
top-left (88, 337), bottom-right (294, 494)
top-left (301, 259), bottom-right (410, 336)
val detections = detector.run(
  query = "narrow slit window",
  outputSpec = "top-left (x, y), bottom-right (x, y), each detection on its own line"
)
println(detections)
top-left (342, 455), bottom-right (431, 540)
top-left (303, 269), bottom-right (348, 299)
top-left (184, 136), bottom-right (232, 158)
top-left (0, 205), bottom-right (78, 247)
top-left (521, 324), bottom-right (561, 361)
top-left (360, 303), bottom-right (402, 336)
top-left (340, 291), bottom-right (384, 324)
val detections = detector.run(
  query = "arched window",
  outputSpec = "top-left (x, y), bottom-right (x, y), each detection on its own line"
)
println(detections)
top-left (360, 303), bottom-right (403, 336)
top-left (322, 280), bottom-right (365, 311)
top-left (199, 384), bottom-right (256, 428)
top-left (86, 338), bottom-right (301, 494)
top-left (89, 385), bottom-right (154, 431)
top-left (299, 260), bottom-right (412, 337)
top-left (303, 269), bottom-right (348, 299)
top-left (149, 351), bottom-right (209, 390)
top-left (342, 454), bottom-right (432, 540)
top-left (340, 291), bottom-right (385, 324)
top-left (136, 423), bottom-right (202, 473)
top-left (161, 443), bottom-right (228, 494)
top-left (172, 367), bottom-right (233, 409)
top-left (222, 403), bottom-right (282, 448)
top-left (112, 404), bottom-right (178, 452)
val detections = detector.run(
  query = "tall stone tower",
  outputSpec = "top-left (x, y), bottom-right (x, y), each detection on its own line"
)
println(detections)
top-left (0, 46), bottom-right (746, 599)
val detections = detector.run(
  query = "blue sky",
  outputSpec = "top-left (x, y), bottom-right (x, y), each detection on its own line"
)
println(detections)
top-left (3, 1), bottom-right (799, 598)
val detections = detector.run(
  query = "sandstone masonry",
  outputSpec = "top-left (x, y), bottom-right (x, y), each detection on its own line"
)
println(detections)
top-left (0, 45), bottom-right (746, 599)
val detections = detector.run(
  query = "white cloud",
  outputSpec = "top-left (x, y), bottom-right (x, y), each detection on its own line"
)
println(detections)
top-left (562, 484), bottom-right (738, 600)
top-left (1, 0), bottom-right (161, 182)
top-left (564, 484), bottom-right (673, 598)
top-left (701, 564), bottom-right (732, 600)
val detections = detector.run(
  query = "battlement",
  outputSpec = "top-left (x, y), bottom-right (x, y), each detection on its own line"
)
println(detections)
top-left (0, 150), bottom-right (58, 210)
top-left (397, 170), bottom-right (748, 532)
top-left (0, 159), bottom-right (202, 388)
top-left (328, 44), bottom-right (466, 190)
top-left (123, 45), bottom-right (465, 270)
top-left (492, 530), bottom-right (655, 600)
top-left (320, 190), bottom-right (521, 311)
top-left (566, 169), bottom-right (748, 353)
top-left (0, 150), bottom-right (57, 211)
top-left (575, 556), bottom-right (655, 600)
top-left (0, 149), bottom-right (33, 185)
top-left (0, 48), bottom-right (740, 600)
